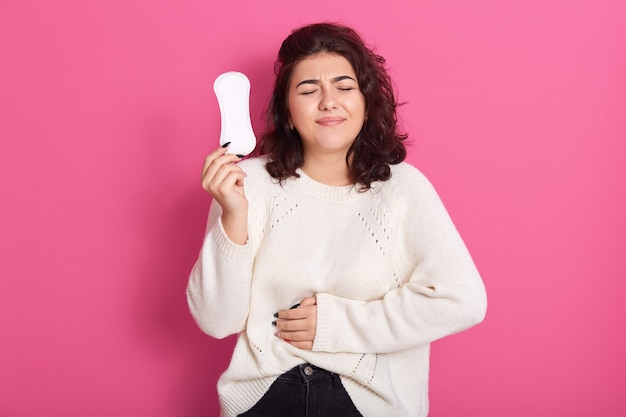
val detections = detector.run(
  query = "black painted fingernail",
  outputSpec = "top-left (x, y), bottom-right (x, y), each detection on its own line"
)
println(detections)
top-left (273, 312), bottom-right (278, 318)
top-left (271, 321), bottom-right (277, 326)
top-left (290, 303), bottom-right (300, 309)
top-left (221, 142), bottom-right (231, 148)
top-left (236, 154), bottom-right (244, 158)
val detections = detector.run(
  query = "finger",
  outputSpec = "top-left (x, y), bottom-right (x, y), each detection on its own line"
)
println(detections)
top-left (201, 147), bottom-right (241, 181)
top-left (201, 145), bottom-right (229, 178)
top-left (299, 296), bottom-right (316, 307)
top-left (204, 163), bottom-right (246, 192)
top-left (276, 308), bottom-right (306, 320)
top-left (275, 319), bottom-right (309, 332)
top-left (287, 341), bottom-right (313, 350)
top-left (202, 154), bottom-right (242, 188)
top-left (279, 304), bottom-right (318, 321)
top-left (275, 329), bottom-right (314, 342)
top-left (202, 162), bottom-right (246, 194)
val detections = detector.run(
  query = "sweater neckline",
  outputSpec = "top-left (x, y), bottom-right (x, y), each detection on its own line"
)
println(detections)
top-left (293, 168), bottom-right (366, 201)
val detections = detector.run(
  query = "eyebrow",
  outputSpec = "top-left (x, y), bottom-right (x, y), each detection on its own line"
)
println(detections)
top-left (295, 75), bottom-right (356, 88)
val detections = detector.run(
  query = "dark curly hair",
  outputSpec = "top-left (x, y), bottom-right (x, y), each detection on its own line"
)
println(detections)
top-left (257, 22), bottom-right (407, 190)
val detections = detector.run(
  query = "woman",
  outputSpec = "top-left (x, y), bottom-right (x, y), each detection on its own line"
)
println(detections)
top-left (188, 22), bottom-right (487, 417)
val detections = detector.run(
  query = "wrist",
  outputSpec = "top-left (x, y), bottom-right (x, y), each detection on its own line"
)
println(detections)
top-left (220, 211), bottom-right (248, 245)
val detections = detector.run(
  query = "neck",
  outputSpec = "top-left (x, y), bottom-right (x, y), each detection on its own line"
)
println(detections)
top-left (301, 154), bottom-right (353, 186)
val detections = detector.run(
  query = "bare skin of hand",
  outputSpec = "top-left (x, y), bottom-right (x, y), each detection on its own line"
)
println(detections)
top-left (274, 297), bottom-right (317, 350)
top-left (201, 145), bottom-right (247, 245)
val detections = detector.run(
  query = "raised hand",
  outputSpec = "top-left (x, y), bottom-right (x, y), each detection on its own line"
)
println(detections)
top-left (201, 144), bottom-right (248, 244)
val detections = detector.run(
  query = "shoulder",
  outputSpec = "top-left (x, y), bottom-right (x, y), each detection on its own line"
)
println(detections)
top-left (370, 162), bottom-right (447, 216)
top-left (389, 162), bottom-right (427, 180)
top-left (382, 162), bottom-right (436, 196)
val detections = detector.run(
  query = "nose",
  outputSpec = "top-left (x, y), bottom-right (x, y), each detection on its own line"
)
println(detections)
top-left (318, 88), bottom-right (337, 111)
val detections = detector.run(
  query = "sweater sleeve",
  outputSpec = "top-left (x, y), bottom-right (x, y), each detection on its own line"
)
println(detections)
top-left (186, 159), bottom-right (267, 339)
top-left (186, 200), bottom-right (254, 338)
top-left (313, 169), bottom-right (487, 354)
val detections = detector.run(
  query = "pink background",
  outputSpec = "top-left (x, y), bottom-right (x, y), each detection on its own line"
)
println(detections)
top-left (1, 0), bottom-right (625, 416)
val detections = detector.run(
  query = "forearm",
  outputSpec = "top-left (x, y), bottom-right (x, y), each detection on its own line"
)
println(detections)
top-left (313, 270), bottom-right (486, 354)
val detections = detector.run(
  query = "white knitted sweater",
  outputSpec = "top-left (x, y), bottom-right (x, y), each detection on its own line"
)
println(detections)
top-left (187, 157), bottom-right (487, 417)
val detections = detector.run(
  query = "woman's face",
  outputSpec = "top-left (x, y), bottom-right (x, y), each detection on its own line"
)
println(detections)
top-left (287, 53), bottom-right (366, 159)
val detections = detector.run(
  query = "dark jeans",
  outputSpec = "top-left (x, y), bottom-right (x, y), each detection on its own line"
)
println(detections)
top-left (238, 363), bottom-right (363, 417)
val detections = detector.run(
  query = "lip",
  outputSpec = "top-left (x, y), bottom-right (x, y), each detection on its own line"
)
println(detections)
top-left (316, 116), bottom-right (345, 126)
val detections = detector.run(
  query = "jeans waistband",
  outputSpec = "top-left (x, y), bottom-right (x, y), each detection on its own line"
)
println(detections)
top-left (277, 363), bottom-right (337, 384)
